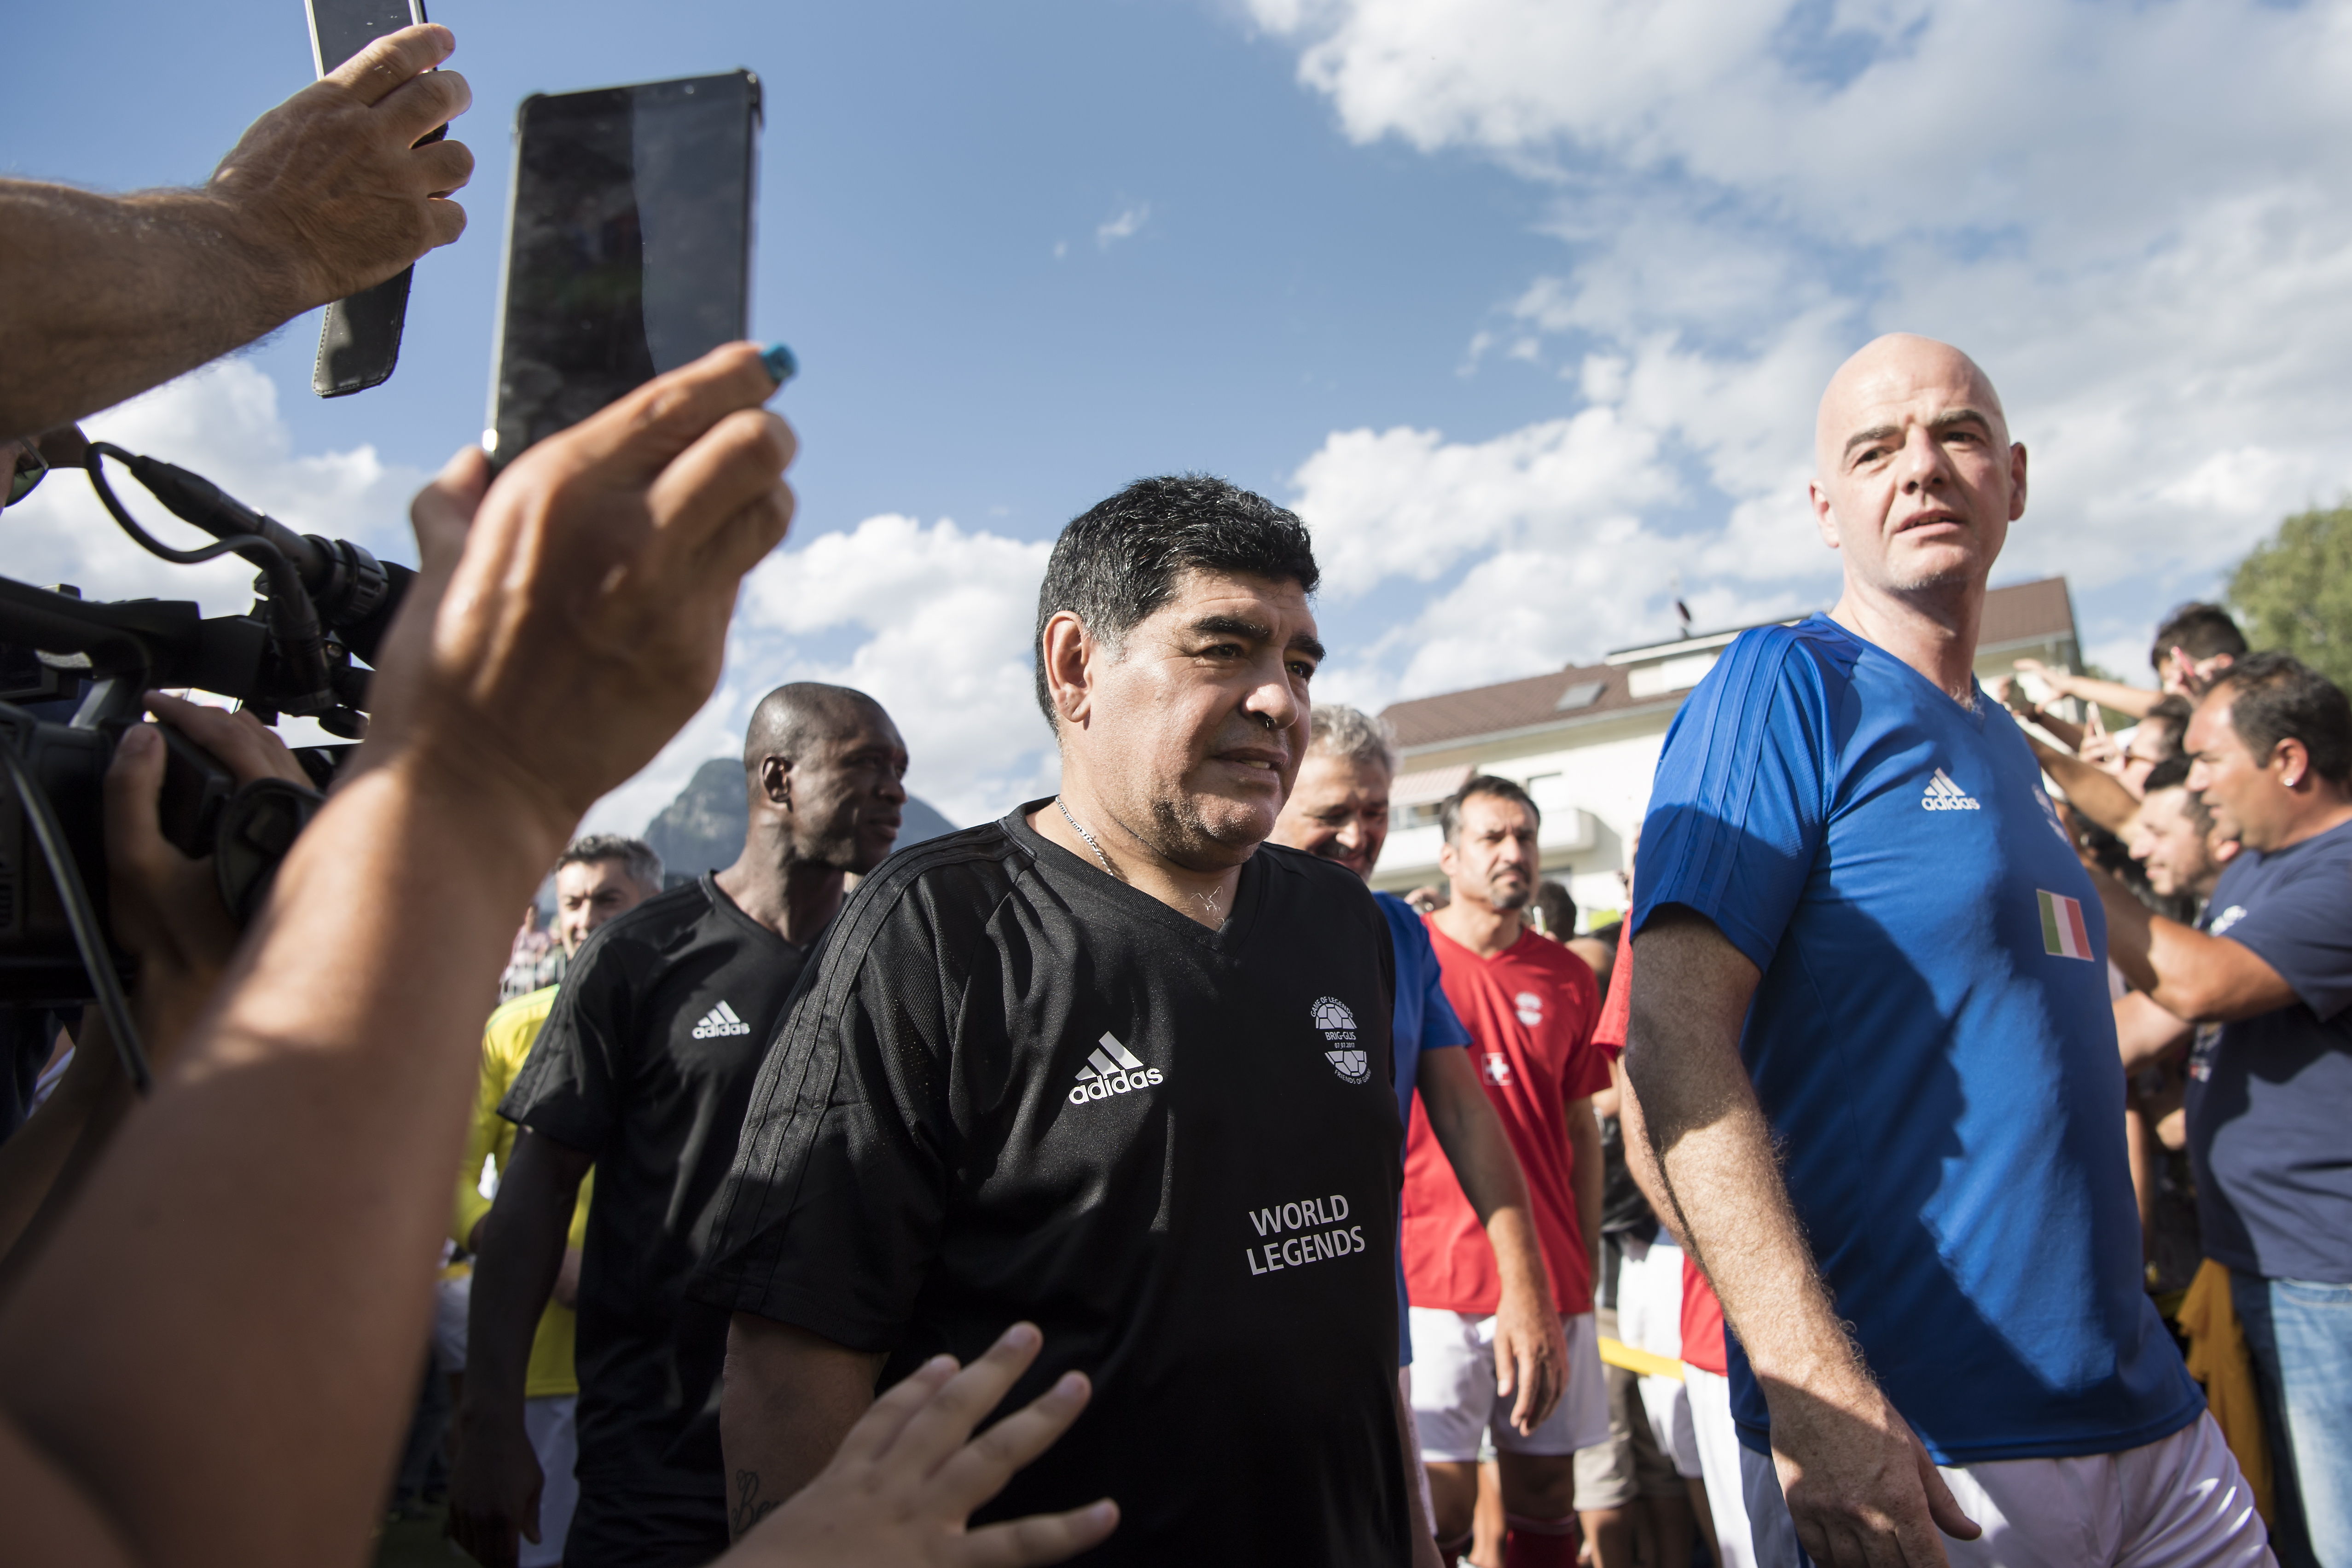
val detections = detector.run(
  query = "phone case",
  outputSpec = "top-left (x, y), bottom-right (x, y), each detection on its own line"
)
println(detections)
top-left (312, 269), bottom-right (414, 397)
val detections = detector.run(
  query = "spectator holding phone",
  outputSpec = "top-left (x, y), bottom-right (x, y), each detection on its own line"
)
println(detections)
top-left (0, 23), bottom-right (472, 441)
top-left (0, 344), bottom-right (1114, 1568)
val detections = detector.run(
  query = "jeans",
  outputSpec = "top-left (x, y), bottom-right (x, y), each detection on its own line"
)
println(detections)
top-left (2231, 1272), bottom-right (2352, 1568)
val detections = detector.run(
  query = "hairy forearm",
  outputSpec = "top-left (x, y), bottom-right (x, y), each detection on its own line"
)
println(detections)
top-left (0, 758), bottom-right (562, 1563)
top-left (0, 182), bottom-right (301, 439)
top-left (1625, 918), bottom-right (1865, 1402)
top-left (721, 1315), bottom-right (886, 1537)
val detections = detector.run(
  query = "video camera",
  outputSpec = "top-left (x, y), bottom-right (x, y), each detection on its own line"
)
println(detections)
top-left (1, 444), bottom-right (412, 1085)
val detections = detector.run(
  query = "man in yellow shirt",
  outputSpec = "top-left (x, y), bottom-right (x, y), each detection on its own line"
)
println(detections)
top-left (452, 835), bottom-right (663, 1567)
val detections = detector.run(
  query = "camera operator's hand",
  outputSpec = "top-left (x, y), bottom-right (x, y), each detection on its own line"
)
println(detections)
top-left (209, 23), bottom-right (474, 314)
top-left (104, 694), bottom-right (312, 1051)
top-left (359, 341), bottom-right (795, 850)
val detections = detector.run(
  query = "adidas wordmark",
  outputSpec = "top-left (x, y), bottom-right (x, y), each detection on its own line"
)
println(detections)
top-left (691, 1001), bottom-right (753, 1040)
top-left (1922, 768), bottom-right (1980, 811)
top-left (1069, 1032), bottom-right (1164, 1105)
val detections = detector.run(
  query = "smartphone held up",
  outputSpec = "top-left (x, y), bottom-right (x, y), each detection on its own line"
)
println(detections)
top-left (485, 71), bottom-right (762, 465)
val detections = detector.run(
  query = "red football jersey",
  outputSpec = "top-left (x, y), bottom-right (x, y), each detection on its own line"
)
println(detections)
top-left (1681, 1251), bottom-right (1728, 1376)
top-left (1591, 918), bottom-right (1634, 1058)
top-left (1403, 921), bottom-right (1610, 1316)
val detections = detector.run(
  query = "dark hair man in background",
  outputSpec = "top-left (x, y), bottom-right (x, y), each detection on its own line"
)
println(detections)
top-left (2097, 652), bottom-right (2352, 1568)
top-left (1623, 335), bottom-right (2242, 1566)
top-left (451, 686), bottom-right (907, 1568)
top-left (1, 23), bottom-right (472, 442)
top-left (2015, 604), bottom-right (2248, 729)
top-left (1411, 777), bottom-right (1610, 1568)
top-left (700, 477), bottom-right (1438, 1567)
top-left (1271, 704), bottom-right (1570, 1560)
top-left (450, 835), bottom-right (665, 1568)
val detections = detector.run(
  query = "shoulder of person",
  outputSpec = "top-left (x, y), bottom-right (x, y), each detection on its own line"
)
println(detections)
top-left (1259, 838), bottom-right (1380, 914)
top-left (482, 982), bottom-right (559, 1046)
top-left (820, 821), bottom-right (1034, 967)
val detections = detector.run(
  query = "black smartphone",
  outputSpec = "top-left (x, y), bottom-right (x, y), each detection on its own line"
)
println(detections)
top-left (484, 71), bottom-right (762, 466)
top-left (303, 0), bottom-right (436, 398)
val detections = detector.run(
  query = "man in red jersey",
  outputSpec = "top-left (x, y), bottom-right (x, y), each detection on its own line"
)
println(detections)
top-left (1408, 776), bottom-right (1611, 1568)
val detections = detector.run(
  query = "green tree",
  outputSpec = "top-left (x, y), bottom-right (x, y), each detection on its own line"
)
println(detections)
top-left (2229, 501), bottom-right (2352, 691)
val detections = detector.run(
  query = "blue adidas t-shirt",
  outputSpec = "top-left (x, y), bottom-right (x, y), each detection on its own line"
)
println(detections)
top-left (1378, 890), bottom-right (1472, 1365)
top-left (2188, 817), bottom-right (2352, 1284)
top-left (1632, 616), bottom-right (2201, 1464)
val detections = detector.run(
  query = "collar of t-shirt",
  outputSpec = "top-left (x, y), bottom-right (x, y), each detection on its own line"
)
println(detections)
top-left (1002, 799), bottom-right (1270, 950)
top-left (698, 871), bottom-right (817, 958)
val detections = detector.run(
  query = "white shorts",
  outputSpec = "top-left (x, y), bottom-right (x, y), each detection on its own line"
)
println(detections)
top-left (1740, 1410), bottom-right (2275, 1568)
top-left (1410, 1306), bottom-right (1612, 1461)
top-left (1618, 1235), bottom-right (1702, 1479)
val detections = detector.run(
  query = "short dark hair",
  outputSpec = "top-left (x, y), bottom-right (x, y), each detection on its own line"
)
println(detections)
top-left (1531, 880), bottom-right (1576, 938)
top-left (2211, 651), bottom-right (2352, 786)
top-left (1032, 476), bottom-right (1319, 725)
top-left (2150, 602), bottom-right (2247, 672)
top-left (2144, 694), bottom-right (2193, 735)
top-left (1440, 775), bottom-right (1541, 844)
top-left (557, 833), bottom-right (663, 891)
top-left (2140, 755), bottom-right (2213, 835)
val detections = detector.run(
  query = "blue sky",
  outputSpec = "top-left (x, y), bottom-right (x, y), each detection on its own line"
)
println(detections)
top-left (12, 0), bottom-right (2352, 830)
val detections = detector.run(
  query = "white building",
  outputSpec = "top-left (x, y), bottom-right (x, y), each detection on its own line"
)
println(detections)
top-left (1371, 576), bottom-right (2087, 925)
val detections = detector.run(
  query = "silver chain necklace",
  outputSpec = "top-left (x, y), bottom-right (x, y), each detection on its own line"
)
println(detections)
top-left (1054, 796), bottom-right (1121, 879)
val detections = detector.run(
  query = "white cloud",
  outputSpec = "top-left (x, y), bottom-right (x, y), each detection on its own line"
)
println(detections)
top-left (1096, 202), bottom-right (1152, 250)
top-left (580, 513), bottom-right (1057, 839)
top-left (1244, 0), bottom-right (2352, 703)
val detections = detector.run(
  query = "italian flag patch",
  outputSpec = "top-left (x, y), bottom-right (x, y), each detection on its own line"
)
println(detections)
top-left (2038, 889), bottom-right (2093, 960)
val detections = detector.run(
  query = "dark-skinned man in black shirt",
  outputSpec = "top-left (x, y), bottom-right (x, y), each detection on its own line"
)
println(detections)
top-left (696, 477), bottom-right (1443, 1568)
top-left (450, 683), bottom-right (908, 1568)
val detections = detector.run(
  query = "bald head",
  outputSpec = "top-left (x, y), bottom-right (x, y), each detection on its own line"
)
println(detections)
top-left (741, 683), bottom-right (909, 874)
top-left (1807, 332), bottom-right (2027, 606)
top-left (1815, 335), bottom-right (2009, 477)
top-left (743, 683), bottom-right (889, 775)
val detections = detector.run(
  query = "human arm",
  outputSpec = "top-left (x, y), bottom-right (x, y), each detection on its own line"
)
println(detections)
top-left (2092, 869), bottom-right (2297, 1022)
top-left (2114, 991), bottom-right (2194, 1075)
top-left (0, 342), bottom-right (796, 1566)
top-left (449, 1129), bottom-right (592, 1568)
top-left (0, 25), bottom-right (472, 439)
top-left (2012, 660), bottom-right (2162, 724)
top-left (2025, 733), bottom-right (2142, 831)
top-left (1417, 1046), bottom-right (1564, 1432)
top-left (721, 1313), bottom-right (889, 1536)
top-left (1566, 1094), bottom-right (1603, 1291)
top-left (1992, 669), bottom-right (2086, 750)
top-left (1624, 907), bottom-right (1976, 1568)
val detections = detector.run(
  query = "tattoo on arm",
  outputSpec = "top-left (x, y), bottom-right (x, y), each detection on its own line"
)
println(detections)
top-left (731, 1469), bottom-right (782, 1539)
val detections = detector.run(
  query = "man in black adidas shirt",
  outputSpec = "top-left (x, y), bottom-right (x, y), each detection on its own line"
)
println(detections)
top-left (449, 683), bottom-right (908, 1568)
top-left (697, 477), bottom-right (1438, 1568)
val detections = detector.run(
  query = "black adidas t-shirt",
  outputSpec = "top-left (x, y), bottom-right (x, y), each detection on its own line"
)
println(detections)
top-left (693, 805), bottom-right (1410, 1567)
top-left (503, 874), bottom-right (811, 1568)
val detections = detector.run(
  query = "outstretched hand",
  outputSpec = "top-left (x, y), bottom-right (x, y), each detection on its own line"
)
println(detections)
top-left (359, 341), bottom-right (794, 853)
top-left (730, 1324), bottom-right (1117, 1568)
top-left (208, 23), bottom-right (475, 312)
